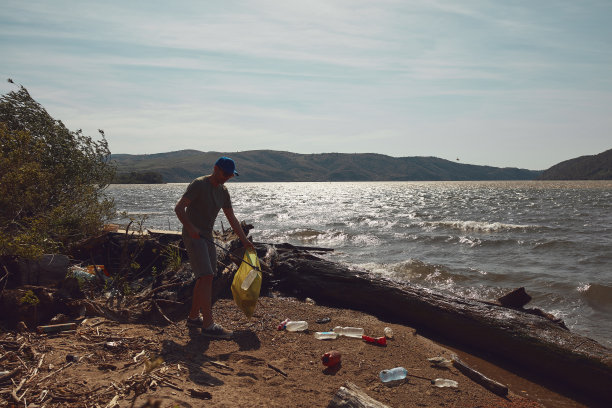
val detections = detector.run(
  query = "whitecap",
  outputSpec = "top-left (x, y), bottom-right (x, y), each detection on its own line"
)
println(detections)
top-left (421, 220), bottom-right (539, 232)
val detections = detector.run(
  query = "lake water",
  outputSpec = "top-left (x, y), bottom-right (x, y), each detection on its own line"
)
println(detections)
top-left (107, 181), bottom-right (612, 347)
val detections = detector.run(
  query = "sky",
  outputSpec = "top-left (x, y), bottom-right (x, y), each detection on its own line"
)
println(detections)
top-left (1, 0), bottom-right (611, 170)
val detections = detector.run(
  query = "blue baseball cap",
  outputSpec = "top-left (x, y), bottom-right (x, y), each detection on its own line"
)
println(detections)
top-left (215, 156), bottom-right (239, 176)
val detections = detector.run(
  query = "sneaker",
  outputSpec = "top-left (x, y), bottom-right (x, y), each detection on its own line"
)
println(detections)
top-left (201, 323), bottom-right (233, 339)
top-left (186, 316), bottom-right (203, 327)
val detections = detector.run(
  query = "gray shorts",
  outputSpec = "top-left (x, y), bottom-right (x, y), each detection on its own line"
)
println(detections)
top-left (183, 234), bottom-right (217, 278)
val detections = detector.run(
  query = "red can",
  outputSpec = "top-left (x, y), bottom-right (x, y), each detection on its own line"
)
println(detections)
top-left (362, 335), bottom-right (387, 346)
top-left (321, 350), bottom-right (342, 367)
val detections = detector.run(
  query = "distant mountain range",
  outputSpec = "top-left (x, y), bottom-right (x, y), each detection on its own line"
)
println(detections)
top-left (111, 150), bottom-right (542, 182)
top-left (538, 148), bottom-right (612, 180)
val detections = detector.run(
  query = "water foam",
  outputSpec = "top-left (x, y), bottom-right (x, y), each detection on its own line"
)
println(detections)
top-left (421, 220), bottom-right (539, 232)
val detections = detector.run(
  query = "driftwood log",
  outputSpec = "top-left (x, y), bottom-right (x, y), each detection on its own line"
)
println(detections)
top-left (327, 382), bottom-right (390, 408)
top-left (269, 247), bottom-right (612, 404)
top-left (451, 355), bottom-right (508, 397)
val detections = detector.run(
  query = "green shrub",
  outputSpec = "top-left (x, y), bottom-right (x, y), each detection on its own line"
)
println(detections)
top-left (0, 83), bottom-right (116, 258)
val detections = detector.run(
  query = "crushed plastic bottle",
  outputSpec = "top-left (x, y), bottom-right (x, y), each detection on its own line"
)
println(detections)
top-left (321, 350), bottom-right (341, 367)
top-left (333, 326), bottom-right (364, 338)
top-left (379, 367), bottom-right (408, 383)
top-left (362, 335), bottom-right (387, 346)
top-left (285, 321), bottom-right (308, 332)
top-left (314, 331), bottom-right (339, 340)
top-left (240, 268), bottom-right (258, 290)
top-left (384, 327), bottom-right (394, 339)
top-left (428, 356), bottom-right (452, 368)
top-left (431, 378), bottom-right (458, 388)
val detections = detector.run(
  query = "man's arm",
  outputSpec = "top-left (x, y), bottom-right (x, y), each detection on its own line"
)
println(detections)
top-left (174, 196), bottom-right (200, 239)
top-left (222, 207), bottom-right (255, 250)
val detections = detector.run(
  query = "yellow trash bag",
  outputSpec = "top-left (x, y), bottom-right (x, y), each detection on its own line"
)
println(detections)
top-left (230, 248), bottom-right (262, 318)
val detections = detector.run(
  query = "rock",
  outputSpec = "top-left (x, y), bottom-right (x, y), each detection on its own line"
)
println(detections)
top-left (18, 254), bottom-right (69, 287)
top-left (497, 287), bottom-right (531, 308)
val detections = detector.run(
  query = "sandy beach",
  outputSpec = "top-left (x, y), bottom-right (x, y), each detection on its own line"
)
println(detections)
top-left (1, 295), bottom-right (594, 408)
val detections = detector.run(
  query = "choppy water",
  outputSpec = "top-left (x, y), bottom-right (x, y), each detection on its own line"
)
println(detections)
top-left (107, 181), bottom-right (612, 347)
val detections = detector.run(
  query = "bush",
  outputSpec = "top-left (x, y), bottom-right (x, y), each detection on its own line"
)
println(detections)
top-left (0, 83), bottom-right (116, 259)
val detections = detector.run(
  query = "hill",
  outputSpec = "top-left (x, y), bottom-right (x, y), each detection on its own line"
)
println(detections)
top-left (539, 148), bottom-right (612, 180)
top-left (110, 150), bottom-right (541, 182)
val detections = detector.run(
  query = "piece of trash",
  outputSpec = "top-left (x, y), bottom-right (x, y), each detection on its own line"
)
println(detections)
top-left (277, 318), bottom-right (290, 330)
top-left (305, 297), bottom-right (316, 304)
top-left (37, 323), bottom-right (77, 334)
top-left (384, 327), bottom-right (394, 339)
top-left (362, 335), bottom-right (387, 346)
top-left (240, 268), bottom-right (258, 291)
top-left (285, 321), bottom-right (308, 332)
top-left (379, 367), bottom-right (407, 383)
top-left (105, 341), bottom-right (121, 348)
top-left (69, 266), bottom-right (96, 281)
top-left (316, 317), bottom-right (331, 324)
top-left (428, 356), bottom-right (452, 368)
top-left (321, 350), bottom-right (341, 367)
top-left (87, 264), bottom-right (110, 277)
top-left (333, 326), bottom-right (364, 338)
top-left (432, 378), bottom-right (458, 388)
top-left (314, 331), bottom-right (339, 340)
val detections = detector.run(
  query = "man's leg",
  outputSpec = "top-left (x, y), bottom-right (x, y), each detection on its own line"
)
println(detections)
top-left (189, 275), bottom-right (213, 326)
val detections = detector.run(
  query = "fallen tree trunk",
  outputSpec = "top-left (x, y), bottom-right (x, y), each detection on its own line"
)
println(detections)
top-left (271, 248), bottom-right (612, 404)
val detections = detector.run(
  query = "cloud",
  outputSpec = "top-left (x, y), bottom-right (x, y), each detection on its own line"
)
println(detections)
top-left (1, 0), bottom-right (611, 169)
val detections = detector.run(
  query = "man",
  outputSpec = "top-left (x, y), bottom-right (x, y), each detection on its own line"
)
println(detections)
top-left (175, 156), bottom-right (254, 339)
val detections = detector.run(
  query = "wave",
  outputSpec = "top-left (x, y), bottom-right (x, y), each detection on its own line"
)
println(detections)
top-left (420, 220), bottom-right (540, 233)
top-left (359, 259), bottom-right (470, 291)
top-left (286, 228), bottom-right (349, 246)
top-left (407, 234), bottom-right (525, 248)
top-left (578, 283), bottom-right (612, 311)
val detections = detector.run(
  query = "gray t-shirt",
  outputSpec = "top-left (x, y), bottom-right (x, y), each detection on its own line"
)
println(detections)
top-left (182, 175), bottom-right (231, 237)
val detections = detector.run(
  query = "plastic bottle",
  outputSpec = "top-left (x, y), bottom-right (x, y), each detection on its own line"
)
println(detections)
top-left (314, 331), bottom-right (339, 340)
top-left (285, 321), bottom-right (308, 332)
top-left (277, 318), bottom-right (290, 330)
top-left (432, 378), bottom-right (458, 388)
top-left (69, 267), bottom-right (96, 281)
top-left (379, 367), bottom-right (408, 383)
top-left (362, 335), bottom-right (387, 346)
top-left (321, 350), bottom-right (341, 367)
top-left (384, 327), bottom-right (394, 339)
top-left (240, 268), bottom-right (258, 290)
top-left (333, 326), bottom-right (364, 338)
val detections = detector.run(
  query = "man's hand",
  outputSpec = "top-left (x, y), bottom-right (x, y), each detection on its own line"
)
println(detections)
top-left (243, 239), bottom-right (255, 251)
